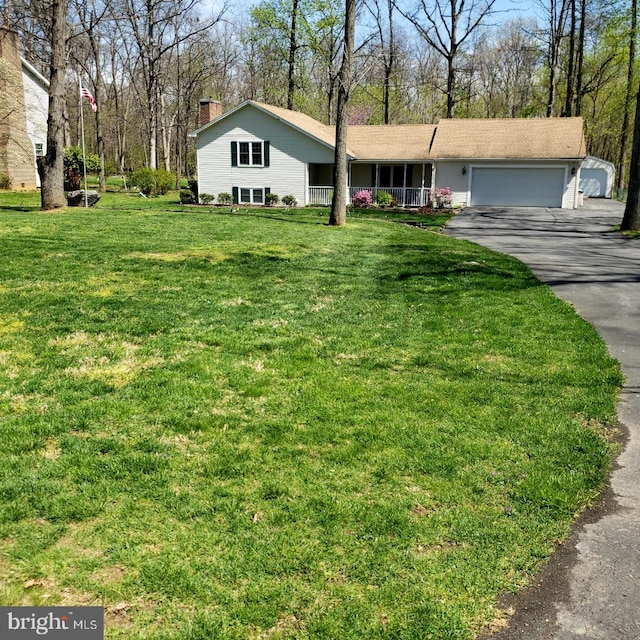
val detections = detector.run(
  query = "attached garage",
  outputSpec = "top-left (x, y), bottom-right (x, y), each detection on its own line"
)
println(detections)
top-left (430, 117), bottom-right (586, 209)
top-left (470, 166), bottom-right (566, 207)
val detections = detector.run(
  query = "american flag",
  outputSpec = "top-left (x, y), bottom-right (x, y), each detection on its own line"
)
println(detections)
top-left (81, 81), bottom-right (97, 113)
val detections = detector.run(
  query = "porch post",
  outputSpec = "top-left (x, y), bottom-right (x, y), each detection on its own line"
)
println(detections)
top-left (431, 164), bottom-right (437, 205)
top-left (403, 163), bottom-right (407, 206)
top-left (421, 163), bottom-right (426, 206)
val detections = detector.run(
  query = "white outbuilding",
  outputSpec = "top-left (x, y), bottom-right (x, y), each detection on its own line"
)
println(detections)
top-left (580, 156), bottom-right (615, 198)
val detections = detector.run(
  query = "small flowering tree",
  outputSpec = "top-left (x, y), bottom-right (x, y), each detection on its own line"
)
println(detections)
top-left (433, 187), bottom-right (453, 208)
top-left (351, 189), bottom-right (373, 208)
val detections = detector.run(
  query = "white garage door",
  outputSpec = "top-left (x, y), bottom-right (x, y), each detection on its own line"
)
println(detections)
top-left (470, 167), bottom-right (566, 207)
top-left (580, 168), bottom-right (607, 197)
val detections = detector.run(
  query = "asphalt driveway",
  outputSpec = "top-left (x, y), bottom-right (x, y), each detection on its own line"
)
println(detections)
top-left (446, 200), bottom-right (640, 639)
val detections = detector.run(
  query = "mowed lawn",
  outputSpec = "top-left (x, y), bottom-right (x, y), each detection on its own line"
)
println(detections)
top-left (0, 193), bottom-right (622, 639)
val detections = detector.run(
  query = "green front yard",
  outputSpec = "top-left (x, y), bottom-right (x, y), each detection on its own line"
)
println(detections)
top-left (0, 192), bottom-right (622, 639)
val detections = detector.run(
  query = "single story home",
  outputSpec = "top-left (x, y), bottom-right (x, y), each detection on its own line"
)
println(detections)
top-left (189, 99), bottom-right (588, 209)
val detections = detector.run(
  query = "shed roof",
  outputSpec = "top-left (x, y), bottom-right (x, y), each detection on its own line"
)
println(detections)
top-left (430, 117), bottom-right (587, 159)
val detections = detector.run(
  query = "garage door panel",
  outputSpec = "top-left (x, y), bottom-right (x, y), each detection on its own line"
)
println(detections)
top-left (580, 168), bottom-right (606, 197)
top-left (470, 167), bottom-right (565, 207)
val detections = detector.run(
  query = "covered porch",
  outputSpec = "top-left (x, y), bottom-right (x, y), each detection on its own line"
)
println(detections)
top-left (307, 162), bottom-right (433, 207)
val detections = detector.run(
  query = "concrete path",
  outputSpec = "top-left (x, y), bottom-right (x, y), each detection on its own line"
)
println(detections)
top-left (445, 201), bottom-right (640, 639)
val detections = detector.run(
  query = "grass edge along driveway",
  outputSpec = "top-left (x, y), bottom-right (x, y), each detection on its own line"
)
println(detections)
top-left (0, 193), bottom-right (622, 639)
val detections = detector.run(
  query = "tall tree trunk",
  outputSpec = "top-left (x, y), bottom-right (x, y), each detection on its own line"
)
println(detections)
top-left (446, 54), bottom-right (456, 118)
top-left (575, 0), bottom-right (586, 115)
top-left (546, 0), bottom-right (569, 117)
top-left (446, 5), bottom-right (458, 119)
top-left (287, 0), bottom-right (299, 110)
top-left (383, 0), bottom-right (394, 124)
top-left (329, 0), bottom-right (355, 227)
top-left (618, 0), bottom-right (637, 193)
top-left (621, 85), bottom-right (640, 230)
top-left (563, 0), bottom-right (576, 116)
top-left (41, 0), bottom-right (67, 211)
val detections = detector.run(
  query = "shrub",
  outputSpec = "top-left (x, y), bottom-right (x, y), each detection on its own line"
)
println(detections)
top-left (282, 194), bottom-right (297, 207)
top-left (130, 168), bottom-right (176, 196)
top-left (218, 192), bottom-right (232, 205)
top-left (64, 146), bottom-right (100, 191)
top-left (0, 172), bottom-right (11, 190)
top-left (180, 189), bottom-right (196, 204)
top-left (265, 193), bottom-right (279, 206)
top-left (130, 168), bottom-right (155, 196)
top-left (375, 190), bottom-right (393, 207)
top-left (188, 178), bottom-right (198, 199)
top-left (154, 169), bottom-right (175, 195)
top-left (199, 193), bottom-right (215, 205)
top-left (351, 189), bottom-right (373, 208)
top-left (64, 146), bottom-right (100, 175)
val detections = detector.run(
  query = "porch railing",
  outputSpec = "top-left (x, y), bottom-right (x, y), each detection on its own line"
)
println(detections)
top-left (308, 186), bottom-right (431, 207)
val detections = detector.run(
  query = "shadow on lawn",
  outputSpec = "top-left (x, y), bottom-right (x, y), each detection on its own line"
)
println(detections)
top-left (0, 205), bottom-right (42, 213)
top-left (376, 242), bottom-right (544, 293)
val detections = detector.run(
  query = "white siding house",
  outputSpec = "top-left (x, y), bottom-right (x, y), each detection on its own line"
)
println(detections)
top-left (21, 58), bottom-right (49, 186)
top-left (190, 101), bottom-right (588, 210)
top-left (191, 101), bottom-right (336, 207)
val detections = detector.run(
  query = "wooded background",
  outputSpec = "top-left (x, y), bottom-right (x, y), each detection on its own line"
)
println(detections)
top-left (2, 0), bottom-right (637, 192)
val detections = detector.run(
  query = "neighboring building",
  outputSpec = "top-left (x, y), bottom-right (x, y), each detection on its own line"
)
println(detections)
top-left (189, 100), bottom-right (588, 210)
top-left (579, 156), bottom-right (615, 198)
top-left (0, 26), bottom-right (49, 190)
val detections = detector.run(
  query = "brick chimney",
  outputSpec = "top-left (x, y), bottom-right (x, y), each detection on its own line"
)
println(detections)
top-left (199, 99), bottom-right (222, 127)
top-left (0, 27), bottom-right (38, 190)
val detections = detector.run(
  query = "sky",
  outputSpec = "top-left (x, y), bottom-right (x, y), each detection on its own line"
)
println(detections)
top-left (202, 0), bottom-right (543, 24)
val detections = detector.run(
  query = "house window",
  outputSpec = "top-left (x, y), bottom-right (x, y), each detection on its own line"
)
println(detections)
top-left (238, 187), bottom-right (266, 204)
top-left (231, 141), bottom-right (270, 167)
top-left (239, 143), bottom-right (251, 165)
top-left (34, 143), bottom-right (44, 157)
top-left (238, 141), bottom-right (263, 166)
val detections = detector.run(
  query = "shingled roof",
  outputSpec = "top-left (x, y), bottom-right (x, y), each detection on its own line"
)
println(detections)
top-left (348, 125), bottom-right (437, 161)
top-left (192, 101), bottom-right (587, 162)
top-left (252, 101), bottom-right (344, 153)
top-left (429, 117), bottom-right (587, 159)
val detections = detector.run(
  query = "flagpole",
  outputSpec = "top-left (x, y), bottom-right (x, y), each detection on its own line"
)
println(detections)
top-left (79, 74), bottom-right (89, 208)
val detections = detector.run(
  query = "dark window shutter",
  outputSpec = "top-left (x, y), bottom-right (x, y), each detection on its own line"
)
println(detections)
top-left (265, 187), bottom-right (270, 196)
top-left (264, 141), bottom-right (270, 167)
top-left (231, 142), bottom-right (238, 167)
top-left (232, 187), bottom-right (239, 204)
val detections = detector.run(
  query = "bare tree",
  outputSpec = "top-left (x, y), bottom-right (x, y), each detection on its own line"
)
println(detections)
top-left (364, 0), bottom-right (396, 123)
top-left (329, 0), bottom-right (355, 226)
top-left (304, 0), bottom-right (344, 123)
top-left (115, 0), bottom-right (226, 169)
top-left (71, 0), bottom-right (109, 190)
top-left (536, 0), bottom-right (570, 117)
top-left (395, 0), bottom-right (497, 118)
